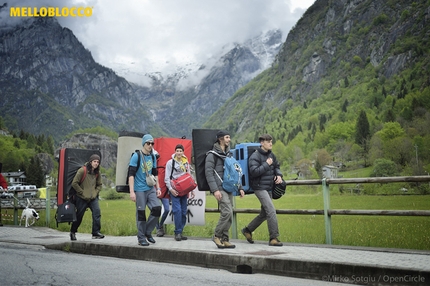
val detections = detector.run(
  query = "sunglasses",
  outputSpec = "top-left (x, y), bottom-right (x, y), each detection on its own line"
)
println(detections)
top-left (145, 142), bottom-right (155, 146)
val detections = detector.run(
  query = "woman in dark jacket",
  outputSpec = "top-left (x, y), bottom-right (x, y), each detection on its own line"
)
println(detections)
top-left (242, 134), bottom-right (283, 246)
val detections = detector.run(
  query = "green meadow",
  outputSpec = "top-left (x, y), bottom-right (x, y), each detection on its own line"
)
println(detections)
top-left (6, 192), bottom-right (428, 251)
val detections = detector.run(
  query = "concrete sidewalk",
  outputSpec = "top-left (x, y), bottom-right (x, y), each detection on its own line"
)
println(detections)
top-left (1, 225), bottom-right (429, 285)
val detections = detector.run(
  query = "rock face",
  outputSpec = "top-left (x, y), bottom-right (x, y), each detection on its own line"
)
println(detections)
top-left (0, 17), bottom-right (160, 140)
top-left (146, 29), bottom-right (284, 136)
top-left (56, 134), bottom-right (118, 170)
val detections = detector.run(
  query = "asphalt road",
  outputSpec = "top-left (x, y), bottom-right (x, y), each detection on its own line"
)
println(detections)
top-left (0, 242), bottom-right (351, 286)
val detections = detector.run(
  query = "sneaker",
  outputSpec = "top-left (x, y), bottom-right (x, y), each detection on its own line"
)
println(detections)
top-left (269, 238), bottom-right (283, 246)
top-left (222, 239), bottom-right (236, 249)
top-left (156, 226), bottom-right (165, 237)
top-left (92, 232), bottom-right (105, 239)
top-left (138, 239), bottom-right (149, 246)
top-left (70, 232), bottom-right (77, 241)
top-left (241, 228), bottom-right (254, 244)
top-left (212, 235), bottom-right (225, 249)
top-left (145, 235), bottom-right (156, 243)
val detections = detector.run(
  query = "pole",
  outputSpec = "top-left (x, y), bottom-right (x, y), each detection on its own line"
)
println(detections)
top-left (231, 195), bottom-right (238, 239)
top-left (322, 178), bottom-right (332, 244)
top-left (45, 187), bottom-right (50, 226)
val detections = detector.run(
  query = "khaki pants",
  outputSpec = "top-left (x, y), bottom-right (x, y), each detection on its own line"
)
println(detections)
top-left (214, 190), bottom-right (234, 240)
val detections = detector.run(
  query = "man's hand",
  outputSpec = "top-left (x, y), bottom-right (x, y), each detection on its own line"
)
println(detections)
top-left (274, 175), bottom-right (282, 184)
top-left (130, 191), bottom-right (136, 202)
top-left (213, 190), bottom-right (222, 201)
top-left (266, 157), bottom-right (273, 165)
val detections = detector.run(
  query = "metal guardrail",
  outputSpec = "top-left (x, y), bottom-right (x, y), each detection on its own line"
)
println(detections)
top-left (207, 176), bottom-right (430, 244)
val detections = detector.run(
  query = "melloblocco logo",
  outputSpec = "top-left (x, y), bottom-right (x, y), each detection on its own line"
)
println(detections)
top-left (10, 6), bottom-right (93, 17)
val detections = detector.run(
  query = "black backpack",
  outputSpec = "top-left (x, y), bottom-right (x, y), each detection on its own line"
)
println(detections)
top-left (55, 200), bottom-right (77, 227)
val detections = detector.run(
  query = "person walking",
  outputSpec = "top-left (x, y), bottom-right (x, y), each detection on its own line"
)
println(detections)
top-left (242, 134), bottom-right (284, 246)
top-left (128, 134), bottom-right (162, 246)
top-left (155, 196), bottom-right (170, 237)
top-left (164, 144), bottom-right (195, 241)
top-left (70, 154), bottom-right (104, 241)
top-left (205, 130), bottom-right (244, 249)
top-left (0, 163), bottom-right (8, 226)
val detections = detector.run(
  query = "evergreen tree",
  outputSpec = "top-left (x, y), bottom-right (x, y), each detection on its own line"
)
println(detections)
top-left (342, 99), bottom-right (348, 112)
top-left (385, 109), bottom-right (395, 122)
top-left (26, 156), bottom-right (44, 187)
top-left (355, 110), bottom-right (370, 147)
top-left (355, 110), bottom-right (371, 167)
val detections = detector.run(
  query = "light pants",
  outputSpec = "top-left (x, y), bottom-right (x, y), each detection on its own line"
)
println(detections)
top-left (246, 189), bottom-right (280, 240)
top-left (214, 190), bottom-right (234, 240)
top-left (135, 189), bottom-right (160, 243)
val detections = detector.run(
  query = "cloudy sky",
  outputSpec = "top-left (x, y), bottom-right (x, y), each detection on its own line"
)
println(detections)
top-left (2, 0), bottom-right (315, 83)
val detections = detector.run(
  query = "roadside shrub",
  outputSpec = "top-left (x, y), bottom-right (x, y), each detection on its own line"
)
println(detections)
top-left (103, 188), bottom-right (126, 200)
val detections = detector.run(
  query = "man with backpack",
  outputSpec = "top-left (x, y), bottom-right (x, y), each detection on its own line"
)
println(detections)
top-left (242, 134), bottom-right (284, 246)
top-left (128, 134), bottom-right (162, 246)
top-left (70, 154), bottom-right (103, 241)
top-left (205, 130), bottom-right (244, 249)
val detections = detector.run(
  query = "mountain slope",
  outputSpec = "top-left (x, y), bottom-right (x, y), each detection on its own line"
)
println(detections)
top-left (204, 0), bottom-right (430, 170)
top-left (149, 29), bottom-right (283, 136)
top-left (0, 17), bottom-right (162, 140)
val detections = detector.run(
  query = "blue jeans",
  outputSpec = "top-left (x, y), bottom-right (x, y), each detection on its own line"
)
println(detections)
top-left (70, 196), bottom-right (101, 235)
top-left (156, 198), bottom-right (170, 228)
top-left (170, 194), bottom-right (188, 234)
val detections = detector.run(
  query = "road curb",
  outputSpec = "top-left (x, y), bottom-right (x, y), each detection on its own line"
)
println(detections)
top-left (45, 241), bottom-right (430, 285)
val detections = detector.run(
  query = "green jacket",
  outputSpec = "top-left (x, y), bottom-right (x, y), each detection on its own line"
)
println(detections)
top-left (72, 163), bottom-right (102, 201)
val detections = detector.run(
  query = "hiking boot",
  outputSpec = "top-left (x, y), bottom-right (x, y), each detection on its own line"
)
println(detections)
top-left (241, 227), bottom-right (254, 244)
top-left (156, 226), bottom-right (165, 237)
top-left (175, 233), bottom-right (182, 241)
top-left (269, 238), bottom-right (283, 247)
top-left (92, 232), bottom-right (105, 239)
top-left (222, 238), bottom-right (236, 249)
top-left (70, 232), bottom-right (77, 241)
top-left (212, 235), bottom-right (225, 249)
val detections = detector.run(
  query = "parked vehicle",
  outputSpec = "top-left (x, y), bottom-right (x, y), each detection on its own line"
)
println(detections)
top-left (0, 191), bottom-right (14, 199)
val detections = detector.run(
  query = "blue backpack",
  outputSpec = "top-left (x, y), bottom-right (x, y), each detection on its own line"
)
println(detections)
top-left (209, 151), bottom-right (243, 193)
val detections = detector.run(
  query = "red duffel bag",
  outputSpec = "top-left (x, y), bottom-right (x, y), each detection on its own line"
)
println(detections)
top-left (171, 172), bottom-right (197, 196)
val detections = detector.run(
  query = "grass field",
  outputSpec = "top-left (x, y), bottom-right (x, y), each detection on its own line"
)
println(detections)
top-left (2, 193), bottom-right (430, 250)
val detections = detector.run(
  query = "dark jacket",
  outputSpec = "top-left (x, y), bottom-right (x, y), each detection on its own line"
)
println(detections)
top-left (205, 142), bottom-right (229, 194)
top-left (248, 148), bottom-right (282, 191)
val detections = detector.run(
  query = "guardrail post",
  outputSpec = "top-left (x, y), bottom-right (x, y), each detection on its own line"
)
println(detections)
top-left (45, 188), bottom-right (50, 226)
top-left (231, 195), bottom-right (238, 239)
top-left (13, 197), bottom-right (18, 225)
top-left (322, 178), bottom-right (332, 244)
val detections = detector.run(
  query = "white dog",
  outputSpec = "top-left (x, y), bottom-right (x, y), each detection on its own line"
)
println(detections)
top-left (20, 198), bottom-right (40, 227)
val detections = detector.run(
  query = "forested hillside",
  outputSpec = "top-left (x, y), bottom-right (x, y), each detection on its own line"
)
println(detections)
top-left (204, 0), bottom-right (430, 179)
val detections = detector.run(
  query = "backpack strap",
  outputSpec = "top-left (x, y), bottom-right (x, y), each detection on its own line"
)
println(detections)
top-left (170, 159), bottom-right (176, 180)
top-left (79, 165), bottom-right (99, 184)
top-left (80, 166), bottom-right (87, 184)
